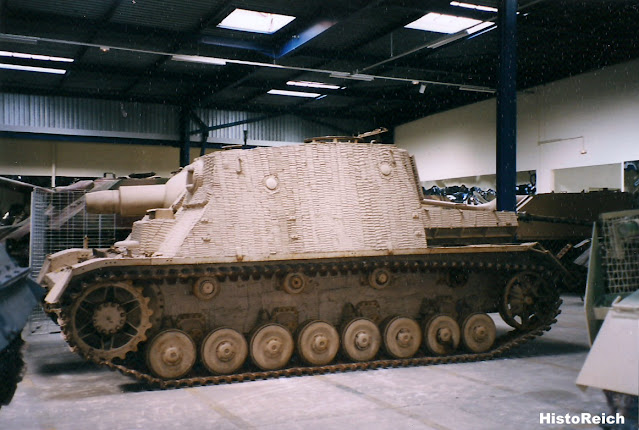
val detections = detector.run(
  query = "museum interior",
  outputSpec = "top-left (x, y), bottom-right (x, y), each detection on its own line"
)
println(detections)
top-left (0, 1), bottom-right (638, 429)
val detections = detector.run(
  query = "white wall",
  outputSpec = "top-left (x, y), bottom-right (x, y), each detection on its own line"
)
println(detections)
top-left (554, 164), bottom-right (622, 192)
top-left (396, 58), bottom-right (639, 193)
top-left (0, 139), bottom-right (217, 182)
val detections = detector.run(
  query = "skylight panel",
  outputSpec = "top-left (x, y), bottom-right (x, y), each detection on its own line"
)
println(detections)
top-left (286, 80), bottom-right (341, 90)
top-left (267, 89), bottom-right (321, 98)
top-left (217, 8), bottom-right (296, 34)
top-left (0, 50), bottom-right (74, 62)
top-left (405, 12), bottom-right (485, 34)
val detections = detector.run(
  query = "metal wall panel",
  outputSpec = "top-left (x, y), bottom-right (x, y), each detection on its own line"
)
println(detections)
top-left (193, 108), bottom-right (374, 143)
top-left (1, 93), bottom-right (374, 144)
top-left (1, 94), bottom-right (179, 140)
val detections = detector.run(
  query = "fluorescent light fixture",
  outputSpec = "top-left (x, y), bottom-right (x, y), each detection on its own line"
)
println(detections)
top-left (450, 2), bottom-right (498, 13)
top-left (171, 54), bottom-right (226, 65)
top-left (405, 12), bottom-right (485, 34)
top-left (0, 63), bottom-right (66, 74)
top-left (267, 89), bottom-right (321, 98)
top-left (459, 85), bottom-right (494, 93)
top-left (0, 50), bottom-right (73, 62)
top-left (316, 94), bottom-right (328, 100)
top-left (217, 8), bottom-right (295, 34)
top-left (286, 80), bottom-right (341, 90)
top-left (328, 72), bottom-right (374, 81)
top-left (349, 73), bottom-right (375, 81)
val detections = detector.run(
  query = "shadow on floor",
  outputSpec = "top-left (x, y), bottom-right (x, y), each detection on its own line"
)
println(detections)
top-left (508, 337), bottom-right (590, 359)
top-left (37, 360), bottom-right (101, 375)
top-left (119, 381), bottom-right (159, 392)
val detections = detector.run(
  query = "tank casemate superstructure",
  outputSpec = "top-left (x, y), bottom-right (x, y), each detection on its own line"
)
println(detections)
top-left (39, 139), bottom-right (565, 386)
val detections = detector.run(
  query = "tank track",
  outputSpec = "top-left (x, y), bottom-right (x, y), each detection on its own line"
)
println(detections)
top-left (50, 254), bottom-right (563, 389)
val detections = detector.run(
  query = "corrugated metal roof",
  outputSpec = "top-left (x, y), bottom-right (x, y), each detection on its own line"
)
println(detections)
top-left (63, 72), bottom-right (134, 92)
top-left (3, 0), bottom-right (639, 128)
top-left (81, 49), bottom-right (163, 69)
top-left (7, 0), bottom-right (113, 20)
top-left (112, 0), bottom-right (227, 32)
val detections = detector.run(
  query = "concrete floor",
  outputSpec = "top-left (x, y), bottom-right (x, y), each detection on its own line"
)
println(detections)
top-left (0, 295), bottom-right (615, 430)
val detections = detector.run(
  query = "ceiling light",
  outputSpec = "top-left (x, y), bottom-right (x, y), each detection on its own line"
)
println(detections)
top-left (217, 8), bottom-right (295, 34)
top-left (171, 54), bottom-right (227, 65)
top-left (267, 89), bottom-right (321, 98)
top-left (328, 72), bottom-right (374, 81)
top-left (287, 80), bottom-right (341, 90)
top-left (459, 85), bottom-right (494, 93)
top-left (419, 84), bottom-right (427, 94)
top-left (0, 63), bottom-right (66, 74)
top-left (405, 12), bottom-right (485, 34)
top-left (450, 2), bottom-right (498, 13)
top-left (0, 50), bottom-right (73, 62)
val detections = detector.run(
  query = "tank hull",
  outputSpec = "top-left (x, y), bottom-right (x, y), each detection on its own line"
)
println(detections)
top-left (43, 242), bottom-right (564, 385)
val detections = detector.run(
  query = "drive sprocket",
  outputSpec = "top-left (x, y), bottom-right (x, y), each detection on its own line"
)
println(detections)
top-left (67, 281), bottom-right (153, 361)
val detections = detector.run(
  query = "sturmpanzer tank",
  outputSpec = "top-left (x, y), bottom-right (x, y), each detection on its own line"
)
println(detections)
top-left (39, 138), bottom-right (566, 386)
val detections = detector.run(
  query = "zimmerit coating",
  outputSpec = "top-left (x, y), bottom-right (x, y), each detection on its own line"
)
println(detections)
top-left (130, 142), bottom-right (427, 260)
top-left (422, 206), bottom-right (517, 229)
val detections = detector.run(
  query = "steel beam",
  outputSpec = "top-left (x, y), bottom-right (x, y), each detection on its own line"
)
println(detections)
top-left (188, 113), bottom-right (281, 136)
top-left (496, 0), bottom-right (518, 212)
top-left (179, 108), bottom-right (190, 167)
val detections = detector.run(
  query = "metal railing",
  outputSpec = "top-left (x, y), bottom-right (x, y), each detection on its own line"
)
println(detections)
top-left (28, 188), bottom-right (117, 334)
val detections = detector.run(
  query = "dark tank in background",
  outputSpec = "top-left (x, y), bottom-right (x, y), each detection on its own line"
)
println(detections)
top-left (0, 243), bottom-right (44, 408)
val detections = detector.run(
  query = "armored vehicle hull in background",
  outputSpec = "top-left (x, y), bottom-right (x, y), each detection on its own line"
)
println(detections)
top-left (39, 141), bottom-right (565, 386)
top-left (1, 243), bottom-right (44, 407)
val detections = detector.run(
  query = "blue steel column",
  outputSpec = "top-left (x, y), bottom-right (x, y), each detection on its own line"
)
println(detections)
top-left (496, 0), bottom-right (518, 212)
top-left (179, 107), bottom-right (190, 167)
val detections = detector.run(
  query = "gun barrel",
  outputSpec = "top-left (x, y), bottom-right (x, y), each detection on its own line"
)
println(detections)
top-left (86, 170), bottom-right (187, 217)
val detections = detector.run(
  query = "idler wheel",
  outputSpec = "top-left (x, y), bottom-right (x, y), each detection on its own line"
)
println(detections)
top-left (500, 271), bottom-right (555, 330)
top-left (200, 328), bottom-right (248, 375)
top-left (146, 329), bottom-right (196, 379)
top-left (296, 321), bottom-right (339, 365)
top-left (68, 281), bottom-right (152, 361)
top-left (341, 318), bottom-right (381, 362)
top-left (423, 315), bottom-right (460, 356)
top-left (250, 324), bottom-right (294, 370)
top-left (382, 316), bottom-right (422, 359)
top-left (461, 313), bottom-right (496, 353)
